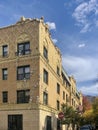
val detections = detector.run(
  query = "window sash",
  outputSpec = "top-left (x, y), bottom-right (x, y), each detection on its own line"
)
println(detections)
top-left (17, 90), bottom-right (30, 103)
top-left (57, 66), bottom-right (60, 76)
top-left (43, 69), bottom-right (48, 84)
top-left (43, 46), bottom-right (48, 59)
top-left (3, 45), bottom-right (8, 57)
top-left (2, 69), bottom-right (8, 80)
top-left (57, 83), bottom-right (60, 94)
top-left (46, 116), bottom-right (52, 130)
top-left (43, 92), bottom-right (48, 105)
top-left (18, 68), bottom-right (23, 74)
top-left (63, 91), bottom-right (65, 100)
top-left (57, 100), bottom-right (60, 110)
top-left (18, 42), bottom-right (30, 55)
top-left (17, 66), bottom-right (30, 80)
top-left (3, 91), bottom-right (8, 103)
top-left (8, 115), bottom-right (23, 130)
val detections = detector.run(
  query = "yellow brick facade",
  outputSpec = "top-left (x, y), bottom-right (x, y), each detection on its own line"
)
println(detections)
top-left (0, 17), bottom-right (82, 130)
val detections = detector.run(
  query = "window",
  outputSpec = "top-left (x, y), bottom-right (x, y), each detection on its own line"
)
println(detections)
top-left (2, 45), bottom-right (8, 57)
top-left (57, 66), bottom-right (60, 76)
top-left (17, 42), bottom-right (30, 55)
top-left (66, 82), bottom-right (70, 88)
top-left (43, 69), bottom-right (48, 84)
top-left (8, 115), bottom-right (23, 130)
top-left (17, 90), bottom-right (30, 103)
top-left (2, 68), bottom-right (8, 80)
top-left (46, 116), bottom-right (52, 130)
top-left (43, 46), bottom-right (48, 59)
top-left (43, 92), bottom-right (48, 105)
top-left (57, 83), bottom-right (60, 94)
top-left (2, 91), bottom-right (8, 103)
top-left (57, 119), bottom-right (60, 130)
top-left (17, 65), bottom-right (30, 80)
top-left (57, 100), bottom-right (60, 110)
top-left (63, 91), bottom-right (65, 100)
top-left (66, 94), bottom-right (69, 103)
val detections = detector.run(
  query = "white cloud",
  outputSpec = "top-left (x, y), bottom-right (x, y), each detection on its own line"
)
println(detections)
top-left (52, 38), bottom-right (58, 43)
top-left (80, 83), bottom-right (98, 96)
top-left (78, 43), bottom-right (85, 48)
top-left (62, 54), bottom-right (98, 96)
top-left (72, 0), bottom-right (98, 32)
top-left (46, 22), bottom-right (56, 30)
top-left (62, 55), bottom-right (98, 82)
top-left (80, 23), bottom-right (91, 33)
top-left (95, 20), bottom-right (98, 26)
top-left (73, 2), bottom-right (88, 23)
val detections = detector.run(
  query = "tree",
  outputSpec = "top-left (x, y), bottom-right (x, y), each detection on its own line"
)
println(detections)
top-left (61, 103), bottom-right (81, 130)
top-left (92, 97), bottom-right (98, 125)
top-left (82, 109), bottom-right (94, 125)
top-left (83, 96), bottom-right (92, 112)
top-left (81, 97), bottom-right (98, 126)
top-left (61, 103), bottom-right (73, 124)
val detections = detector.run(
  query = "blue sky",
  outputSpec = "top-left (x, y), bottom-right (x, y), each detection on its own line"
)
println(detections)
top-left (0, 0), bottom-right (98, 96)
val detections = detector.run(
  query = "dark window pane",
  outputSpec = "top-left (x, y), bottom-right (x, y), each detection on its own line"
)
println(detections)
top-left (17, 66), bottom-right (30, 80)
top-left (17, 90), bottom-right (30, 103)
top-left (18, 74), bottom-right (24, 80)
top-left (43, 46), bottom-right (48, 59)
top-left (57, 100), bottom-right (60, 110)
top-left (57, 66), bottom-right (60, 76)
top-left (43, 92), bottom-right (48, 105)
top-left (57, 83), bottom-right (60, 94)
top-left (18, 42), bottom-right (30, 55)
top-left (2, 45), bottom-right (8, 57)
top-left (18, 68), bottom-right (23, 74)
top-left (2, 68), bottom-right (8, 80)
top-left (8, 115), bottom-right (23, 130)
top-left (2, 91), bottom-right (8, 103)
top-left (43, 69), bottom-right (48, 84)
top-left (57, 119), bottom-right (60, 130)
top-left (63, 91), bottom-right (65, 100)
top-left (46, 116), bottom-right (52, 130)
top-left (25, 43), bottom-right (30, 54)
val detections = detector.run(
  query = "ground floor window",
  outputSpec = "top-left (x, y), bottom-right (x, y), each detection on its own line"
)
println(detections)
top-left (57, 119), bottom-right (61, 130)
top-left (46, 116), bottom-right (52, 130)
top-left (8, 114), bottom-right (23, 130)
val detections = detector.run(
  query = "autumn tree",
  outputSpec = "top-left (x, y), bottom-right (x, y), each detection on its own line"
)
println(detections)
top-left (83, 109), bottom-right (94, 125)
top-left (82, 96), bottom-right (98, 125)
top-left (83, 96), bottom-right (92, 112)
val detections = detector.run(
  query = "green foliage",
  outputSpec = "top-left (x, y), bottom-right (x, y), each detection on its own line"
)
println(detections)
top-left (61, 103), bottom-right (81, 127)
top-left (92, 97), bottom-right (98, 114)
top-left (92, 97), bottom-right (98, 125)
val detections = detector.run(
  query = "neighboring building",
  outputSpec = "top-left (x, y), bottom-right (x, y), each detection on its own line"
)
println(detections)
top-left (0, 17), bottom-right (82, 130)
top-left (69, 76), bottom-right (82, 107)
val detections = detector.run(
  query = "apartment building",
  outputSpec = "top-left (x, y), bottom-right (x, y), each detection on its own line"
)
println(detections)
top-left (0, 17), bottom-right (82, 130)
